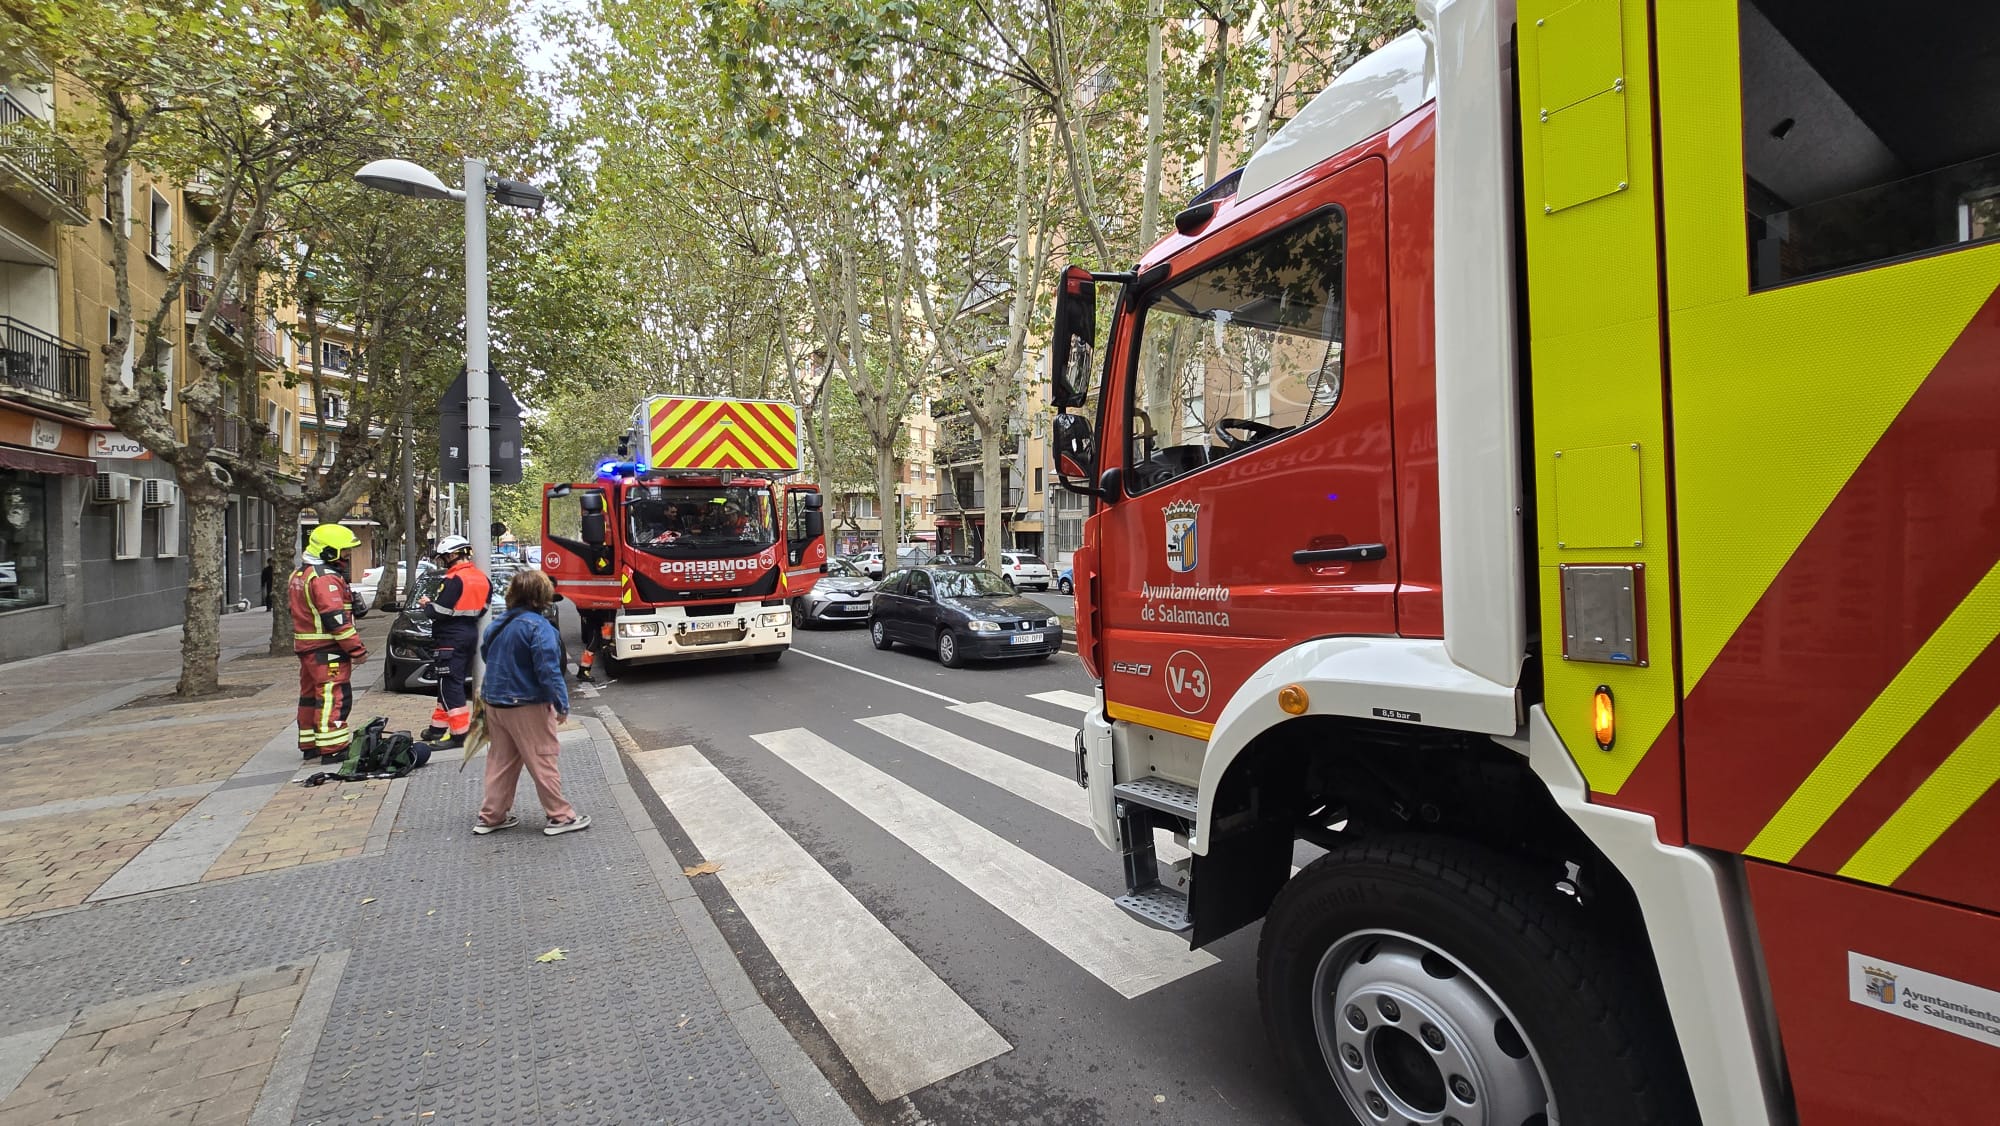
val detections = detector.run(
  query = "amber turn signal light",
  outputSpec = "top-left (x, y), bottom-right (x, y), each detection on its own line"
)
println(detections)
top-left (1592, 685), bottom-right (1616, 751)
top-left (1277, 684), bottom-right (1309, 715)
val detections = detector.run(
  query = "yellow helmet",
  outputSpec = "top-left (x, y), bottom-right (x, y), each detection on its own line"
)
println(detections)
top-left (307, 523), bottom-right (360, 560)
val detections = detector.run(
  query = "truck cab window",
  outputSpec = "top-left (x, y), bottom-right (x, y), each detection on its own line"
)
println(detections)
top-left (1126, 208), bottom-right (1346, 493)
top-left (1742, 0), bottom-right (2000, 288)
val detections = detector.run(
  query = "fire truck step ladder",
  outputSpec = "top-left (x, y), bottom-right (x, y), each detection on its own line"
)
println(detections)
top-left (1112, 777), bottom-right (1200, 934)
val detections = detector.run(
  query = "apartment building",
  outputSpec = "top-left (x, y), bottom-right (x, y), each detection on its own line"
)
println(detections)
top-left (0, 55), bottom-right (304, 660)
top-left (828, 408), bottom-right (939, 556)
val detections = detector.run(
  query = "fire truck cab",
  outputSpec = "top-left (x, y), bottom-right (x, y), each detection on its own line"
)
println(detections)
top-left (1054, 2), bottom-right (2000, 1124)
top-left (542, 396), bottom-right (827, 666)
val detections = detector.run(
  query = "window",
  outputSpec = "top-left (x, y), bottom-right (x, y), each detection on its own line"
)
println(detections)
top-left (148, 189), bottom-right (172, 264)
top-left (266, 401), bottom-right (279, 437)
top-left (0, 471), bottom-right (49, 610)
top-left (281, 409), bottom-right (293, 453)
top-left (907, 570), bottom-right (933, 598)
top-left (107, 313), bottom-right (134, 388)
top-left (1741, 0), bottom-right (2000, 288)
top-left (1034, 467), bottom-right (1044, 494)
top-left (113, 480), bottom-right (142, 561)
top-left (101, 167), bottom-right (131, 233)
top-left (1125, 208), bottom-right (1346, 493)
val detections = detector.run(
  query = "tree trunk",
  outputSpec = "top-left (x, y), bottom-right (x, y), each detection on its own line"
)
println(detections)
top-left (980, 423), bottom-right (1004, 572)
top-left (1206, 16), bottom-right (1233, 189)
top-left (266, 497), bottom-right (303, 656)
top-left (1142, 0), bottom-right (1165, 249)
top-left (875, 440), bottom-right (897, 551)
top-left (177, 486), bottom-right (227, 695)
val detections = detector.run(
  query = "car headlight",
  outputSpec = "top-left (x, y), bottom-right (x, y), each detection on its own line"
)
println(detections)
top-left (389, 642), bottom-right (424, 660)
top-left (1044, 618), bottom-right (1060, 629)
top-left (618, 621), bottom-right (662, 638)
top-left (967, 620), bottom-right (1002, 632)
top-left (760, 611), bottom-right (786, 626)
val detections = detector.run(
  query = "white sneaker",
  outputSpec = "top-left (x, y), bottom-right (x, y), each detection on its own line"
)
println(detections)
top-left (473, 814), bottom-right (520, 835)
top-left (544, 814), bottom-right (592, 836)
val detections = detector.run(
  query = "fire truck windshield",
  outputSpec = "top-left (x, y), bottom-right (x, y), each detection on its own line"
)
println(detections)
top-left (624, 485), bottom-right (776, 558)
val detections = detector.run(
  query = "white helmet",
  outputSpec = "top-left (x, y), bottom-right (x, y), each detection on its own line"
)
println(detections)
top-left (433, 535), bottom-right (472, 556)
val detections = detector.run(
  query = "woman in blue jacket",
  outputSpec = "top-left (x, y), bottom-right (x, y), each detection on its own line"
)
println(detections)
top-left (474, 568), bottom-right (589, 836)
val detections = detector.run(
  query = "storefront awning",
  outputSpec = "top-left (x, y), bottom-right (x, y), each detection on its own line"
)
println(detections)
top-left (0, 445), bottom-right (97, 476)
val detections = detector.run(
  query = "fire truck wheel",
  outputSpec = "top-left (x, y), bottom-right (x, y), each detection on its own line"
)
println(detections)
top-left (1258, 834), bottom-right (1693, 1126)
top-left (870, 620), bottom-right (894, 650)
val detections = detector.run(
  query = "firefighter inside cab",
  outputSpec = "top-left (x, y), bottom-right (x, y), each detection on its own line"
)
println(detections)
top-left (419, 535), bottom-right (491, 749)
top-left (291, 524), bottom-right (369, 761)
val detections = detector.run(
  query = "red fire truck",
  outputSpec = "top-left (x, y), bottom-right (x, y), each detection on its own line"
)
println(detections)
top-left (1053, 2), bottom-right (1999, 1123)
top-left (542, 395), bottom-right (826, 666)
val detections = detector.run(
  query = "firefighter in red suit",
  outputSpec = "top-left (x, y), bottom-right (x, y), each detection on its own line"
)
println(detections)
top-left (419, 535), bottom-right (491, 748)
top-left (292, 524), bottom-right (369, 760)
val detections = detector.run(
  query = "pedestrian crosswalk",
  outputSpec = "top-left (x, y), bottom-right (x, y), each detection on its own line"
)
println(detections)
top-left (626, 689), bottom-right (1218, 1103)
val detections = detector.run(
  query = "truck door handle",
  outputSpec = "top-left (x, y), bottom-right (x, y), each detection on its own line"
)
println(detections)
top-left (1293, 543), bottom-right (1388, 564)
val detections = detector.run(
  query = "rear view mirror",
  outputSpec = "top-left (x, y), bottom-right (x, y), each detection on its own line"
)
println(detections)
top-left (1049, 265), bottom-right (1096, 410)
top-left (548, 483), bottom-right (573, 499)
top-left (579, 492), bottom-right (604, 515)
top-left (805, 509), bottom-right (824, 539)
top-left (1053, 412), bottom-right (1099, 499)
top-left (802, 492), bottom-right (824, 510)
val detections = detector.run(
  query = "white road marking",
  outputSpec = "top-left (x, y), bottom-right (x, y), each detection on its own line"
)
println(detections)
top-left (949, 701), bottom-right (1076, 750)
top-left (755, 728), bottom-right (1216, 997)
top-left (1026, 689), bottom-right (1095, 713)
top-left (631, 744), bottom-right (1008, 1100)
top-left (789, 647), bottom-right (966, 706)
top-left (860, 713), bottom-right (1188, 864)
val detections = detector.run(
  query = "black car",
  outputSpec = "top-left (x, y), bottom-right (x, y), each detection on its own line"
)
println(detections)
top-left (868, 566), bottom-right (1063, 666)
top-left (384, 567), bottom-right (565, 693)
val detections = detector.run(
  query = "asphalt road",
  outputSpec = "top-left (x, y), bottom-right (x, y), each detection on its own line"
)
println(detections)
top-left (586, 621), bottom-right (1307, 1126)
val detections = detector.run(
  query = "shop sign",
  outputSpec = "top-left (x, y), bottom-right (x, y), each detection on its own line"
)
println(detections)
top-left (29, 418), bottom-right (61, 451)
top-left (90, 432), bottom-right (148, 459)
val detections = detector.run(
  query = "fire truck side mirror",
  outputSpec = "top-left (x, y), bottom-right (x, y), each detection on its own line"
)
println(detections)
top-left (1050, 265), bottom-right (1097, 410)
top-left (805, 509), bottom-right (824, 539)
top-left (1053, 411), bottom-right (1100, 499)
top-left (581, 512), bottom-right (606, 546)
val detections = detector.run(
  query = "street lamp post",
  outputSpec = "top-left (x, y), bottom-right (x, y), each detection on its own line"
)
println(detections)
top-left (353, 156), bottom-right (543, 574)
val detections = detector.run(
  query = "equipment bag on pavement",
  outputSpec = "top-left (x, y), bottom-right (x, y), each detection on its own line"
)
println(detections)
top-left (300, 716), bottom-right (429, 786)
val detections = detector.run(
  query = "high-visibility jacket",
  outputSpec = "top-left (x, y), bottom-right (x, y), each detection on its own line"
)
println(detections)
top-left (428, 558), bottom-right (491, 621)
top-left (290, 557), bottom-right (368, 658)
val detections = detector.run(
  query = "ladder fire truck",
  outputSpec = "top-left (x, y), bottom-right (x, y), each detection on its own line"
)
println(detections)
top-left (541, 395), bottom-right (825, 667)
top-left (1053, 1), bottom-right (1999, 1123)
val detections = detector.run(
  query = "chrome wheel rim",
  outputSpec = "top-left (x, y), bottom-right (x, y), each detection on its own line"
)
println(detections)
top-left (871, 622), bottom-right (885, 643)
top-left (1311, 929), bottom-right (1555, 1126)
top-left (938, 633), bottom-right (955, 661)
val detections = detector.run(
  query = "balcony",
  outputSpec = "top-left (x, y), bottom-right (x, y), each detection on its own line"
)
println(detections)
top-left (183, 175), bottom-right (220, 218)
top-left (933, 486), bottom-right (1024, 515)
top-left (0, 92), bottom-right (87, 224)
top-left (0, 315), bottom-right (89, 406)
top-left (185, 273), bottom-right (217, 320)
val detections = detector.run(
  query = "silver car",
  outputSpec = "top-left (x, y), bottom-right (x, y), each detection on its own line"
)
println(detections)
top-left (795, 558), bottom-right (876, 626)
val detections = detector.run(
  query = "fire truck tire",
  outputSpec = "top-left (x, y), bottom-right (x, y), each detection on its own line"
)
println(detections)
top-left (1258, 834), bottom-right (1694, 1126)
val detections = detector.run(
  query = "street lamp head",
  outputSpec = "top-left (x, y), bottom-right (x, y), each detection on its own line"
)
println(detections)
top-left (354, 158), bottom-right (463, 201)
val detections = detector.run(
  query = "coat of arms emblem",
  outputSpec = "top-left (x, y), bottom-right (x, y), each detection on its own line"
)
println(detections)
top-left (1164, 501), bottom-right (1200, 573)
top-left (1863, 966), bottom-right (1896, 1005)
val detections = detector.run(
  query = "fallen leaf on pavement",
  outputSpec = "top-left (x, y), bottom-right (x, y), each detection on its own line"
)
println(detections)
top-left (535, 947), bottom-right (567, 963)
top-left (342, 793), bottom-right (360, 802)
top-left (360, 897), bottom-right (376, 905)
top-left (676, 1016), bottom-right (690, 1029)
top-left (683, 861), bottom-right (722, 877)
top-left (427, 909), bottom-right (437, 916)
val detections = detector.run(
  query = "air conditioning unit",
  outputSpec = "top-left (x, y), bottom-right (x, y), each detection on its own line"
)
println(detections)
top-left (92, 472), bottom-right (133, 504)
top-left (142, 478), bottom-right (179, 507)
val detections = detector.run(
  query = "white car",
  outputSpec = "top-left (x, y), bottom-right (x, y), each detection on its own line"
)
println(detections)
top-left (998, 552), bottom-right (1052, 590)
top-left (857, 545), bottom-right (929, 579)
top-left (353, 561), bottom-right (428, 609)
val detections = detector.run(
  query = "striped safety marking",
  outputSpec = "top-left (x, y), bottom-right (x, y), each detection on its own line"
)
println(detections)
top-left (646, 397), bottom-right (799, 472)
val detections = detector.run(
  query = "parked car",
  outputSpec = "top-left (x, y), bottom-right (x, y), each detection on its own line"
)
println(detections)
top-left (383, 566), bottom-right (563, 693)
top-left (856, 544), bottom-right (930, 579)
top-left (794, 557), bottom-right (876, 627)
top-left (1057, 565), bottom-right (1073, 595)
top-left (868, 566), bottom-right (1063, 667)
top-left (996, 551), bottom-right (1052, 590)
top-left (353, 561), bottom-right (430, 611)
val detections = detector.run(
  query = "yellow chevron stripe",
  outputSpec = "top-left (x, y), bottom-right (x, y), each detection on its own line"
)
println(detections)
top-left (649, 397), bottom-right (700, 445)
top-left (1106, 701), bottom-right (1215, 742)
top-left (732, 405), bottom-right (793, 468)
top-left (655, 400), bottom-right (728, 467)
top-left (1841, 703), bottom-right (2000, 885)
top-left (1746, 557), bottom-right (2000, 863)
top-left (743, 402), bottom-right (799, 462)
top-left (679, 427), bottom-right (744, 469)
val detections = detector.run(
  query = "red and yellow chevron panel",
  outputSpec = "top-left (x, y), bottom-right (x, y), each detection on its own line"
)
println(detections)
top-left (642, 396), bottom-right (799, 472)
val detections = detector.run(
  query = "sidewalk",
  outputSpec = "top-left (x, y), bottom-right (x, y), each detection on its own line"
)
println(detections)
top-left (0, 612), bottom-right (858, 1126)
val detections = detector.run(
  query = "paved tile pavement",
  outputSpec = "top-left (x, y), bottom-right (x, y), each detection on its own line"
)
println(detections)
top-left (0, 611), bottom-right (858, 1126)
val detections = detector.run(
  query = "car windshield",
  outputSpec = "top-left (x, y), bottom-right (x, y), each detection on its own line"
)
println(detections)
top-left (1011, 554), bottom-right (1046, 566)
top-left (624, 485), bottom-right (776, 559)
top-left (933, 569), bottom-right (1014, 598)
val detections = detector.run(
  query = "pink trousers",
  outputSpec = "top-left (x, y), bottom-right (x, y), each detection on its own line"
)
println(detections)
top-left (479, 703), bottom-right (576, 824)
